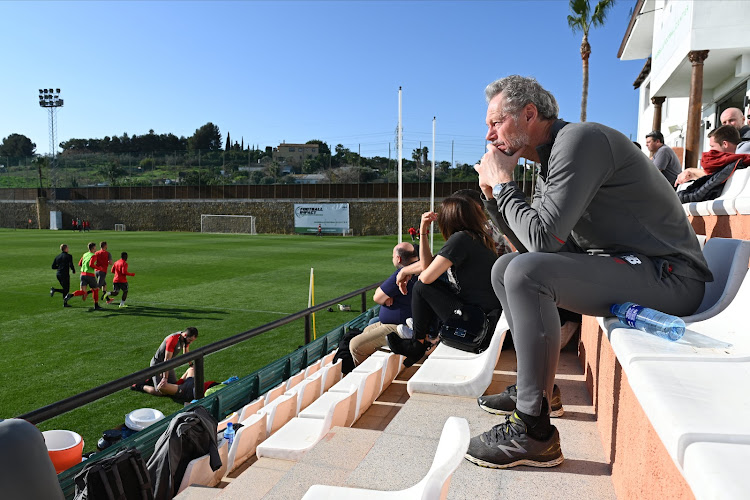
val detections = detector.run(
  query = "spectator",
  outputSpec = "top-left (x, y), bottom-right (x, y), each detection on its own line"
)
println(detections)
top-left (388, 195), bottom-right (501, 367)
top-left (645, 130), bottom-right (681, 187)
top-left (720, 107), bottom-right (750, 140)
top-left (50, 243), bottom-right (75, 308)
top-left (468, 75), bottom-right (711, 470)
top-left (142, 328), bottom-right (199, 397)
top-left (675, 125), bottom-right (742, 185)
top-left (349, 242), bottom-right (419, 365)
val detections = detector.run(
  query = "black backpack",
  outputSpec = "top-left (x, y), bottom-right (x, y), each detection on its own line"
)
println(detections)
top-left (332, 327), bottom-right (364, 374)
top-left (74, 447), bottom-right (153, 500)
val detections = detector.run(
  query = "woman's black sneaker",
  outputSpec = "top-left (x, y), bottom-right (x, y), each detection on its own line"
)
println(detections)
top-left (477, 384), bottom-right (564, 417)
top-left (386, 333), bottom-right (427, 367)
top-left (464, 411), bottom-right (564, 469)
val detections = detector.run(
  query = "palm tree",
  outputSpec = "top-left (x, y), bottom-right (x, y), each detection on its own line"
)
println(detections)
top-left (567, 0), bottom-right (616, 122)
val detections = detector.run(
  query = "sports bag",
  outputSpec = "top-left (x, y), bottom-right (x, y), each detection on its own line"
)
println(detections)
top-left (438, 306), bottom-right (499, 354)
top-left (74, 447), bottom-right (153, 500)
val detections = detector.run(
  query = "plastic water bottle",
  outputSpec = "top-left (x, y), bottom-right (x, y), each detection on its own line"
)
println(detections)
top-left (610, 302), bottom-right (685, 341)
top-left (223, 422), bottom-right (235, 448)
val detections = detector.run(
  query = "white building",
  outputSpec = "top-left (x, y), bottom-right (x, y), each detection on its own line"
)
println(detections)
top-left (619, 0), bottom-right (750, 168)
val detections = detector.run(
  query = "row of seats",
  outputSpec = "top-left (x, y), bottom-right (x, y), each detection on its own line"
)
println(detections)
top-left (176, 350), bottom-right (342, 494)
top-left (681, 167), bottom-right (750, 216)
top-left (598, 237), bottom-right (750, 500)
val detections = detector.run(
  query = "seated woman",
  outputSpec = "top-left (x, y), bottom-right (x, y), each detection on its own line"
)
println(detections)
top-left (388, 195), bottom-right (501, 365)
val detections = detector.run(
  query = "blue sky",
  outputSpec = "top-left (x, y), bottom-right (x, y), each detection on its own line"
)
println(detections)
top-left (0, 0), bottom-right (645, 165)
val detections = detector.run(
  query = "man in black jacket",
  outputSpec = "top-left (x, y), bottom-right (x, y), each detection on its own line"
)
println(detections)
top-left (50, 244), bottom-right (75, 307)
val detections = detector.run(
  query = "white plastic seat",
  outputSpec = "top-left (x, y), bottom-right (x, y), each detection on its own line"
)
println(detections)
top-left (304, 359), bottom-right (322, 377)
top-left (351, 354), bottom-right (387, 396)
top-left (238, 397), bottom-right (264, 422)
top-left (217, 412), bottom-right (238, 433)
top-left (286, 369), bottom-right (306, 391)
top-left (177, 437), bottom-right (229, 493)
top-left (321, 350), bottom-right (337, 366)
top-left (256, 388), bottom-right (356, 461)
top-left (225, 413), bottom-right (266, 474)
top-left (258, 392), bottom-right (298, 437)
top-left (370, 351), bottom-right (400, 395)
top-left (264, 381), bottom-right (287, 405)
top-left (407, 315), bottom-right (509, 397)
top-left (319, 358), bottom-right (342, 396)
top-left (682, 442), bottom-right (750, 500)
top-left (299, 384), bottom-right (358, 428)
top-left (329, 359), bottom-right (384, 426)
top-left (684, 168), bottom-right (750, 216)
top-left (301, 416), bottom-right (470, 499)
top-left (285, 371), bottom-right (322, 414)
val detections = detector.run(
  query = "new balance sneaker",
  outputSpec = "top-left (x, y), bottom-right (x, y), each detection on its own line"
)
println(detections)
top-left (478, 384), bottom-right (564, 417)
top-left (396, 323), bottom-right (414, 339)
top-left (465, 412), bottom-right (564, 469)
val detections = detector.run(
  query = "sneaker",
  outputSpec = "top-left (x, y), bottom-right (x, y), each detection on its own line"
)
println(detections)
top-left (106, 295), bottom-right (114, 305)
top-left (94, 303), bottom-right (103, 310)
top-left (50, 287), bottom-right (55, 297)
top-left (478, 384), bottom-right (564, 418)
top-left (63, 293), bottom-right (73, 306)
top-left (406, 317), bottom-right (414, 330)
top-left (119, 303), bottom-right (128, 308)
top-left (386, 333), bottom-right (427, 367)
top-left (63, 303), bottom-right (72, 308)
top-left (396, 323), bottom-right (414, 339)
top-left (465, 412), bottom-right (564, 469)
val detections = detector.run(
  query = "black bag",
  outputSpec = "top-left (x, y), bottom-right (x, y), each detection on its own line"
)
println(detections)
top-left (332, 327), bottom-right (363, 374)
top-left (438, 306), bottom-right (499, 354)
top-left (74, 447), bottom-right (153, 500)
top-left (677, 160), bottom-right (742, 203)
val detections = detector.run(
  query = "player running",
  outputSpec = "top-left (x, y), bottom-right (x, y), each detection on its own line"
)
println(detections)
top-left (106, 252), bottom-right (135, 308)
top-left (64, 242), bottom-right (103, 310)
top-left (94, 241), bottom-right (113, 304)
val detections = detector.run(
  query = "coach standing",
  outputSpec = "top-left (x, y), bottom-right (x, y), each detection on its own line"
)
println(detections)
top-left (50, 244), bottom-right (75, 308)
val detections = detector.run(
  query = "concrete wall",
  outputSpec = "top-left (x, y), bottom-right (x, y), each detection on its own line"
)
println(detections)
top-left (0, 198), bottom-right (441, 235)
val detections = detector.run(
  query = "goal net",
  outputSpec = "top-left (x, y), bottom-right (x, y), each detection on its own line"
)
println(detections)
top-left (201, 214), bottom-right (257, 234)
top-left (114, 224), bottom-right (126, 231)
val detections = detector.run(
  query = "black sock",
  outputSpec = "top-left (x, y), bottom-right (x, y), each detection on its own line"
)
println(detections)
top-left (515, 407), bottom-right (551, 440)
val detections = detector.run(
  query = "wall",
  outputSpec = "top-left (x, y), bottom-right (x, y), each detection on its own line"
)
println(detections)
top-left (0, 198), bottom-right (440, 235)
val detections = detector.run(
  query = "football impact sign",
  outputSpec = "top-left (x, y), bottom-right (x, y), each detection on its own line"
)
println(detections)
top-left (294, 203), bottom-right (350, 235)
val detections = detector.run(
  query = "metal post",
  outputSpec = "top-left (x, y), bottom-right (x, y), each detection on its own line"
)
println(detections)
top-left (361, 291), bottom-right (367, 312)
top-left (194, 356), bottom-right (205, 399)
top-left (304, 314), bottom-right (312, 344)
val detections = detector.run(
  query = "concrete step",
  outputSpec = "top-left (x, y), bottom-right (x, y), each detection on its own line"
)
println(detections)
top-left (174, 484), bottom-right (222, 499)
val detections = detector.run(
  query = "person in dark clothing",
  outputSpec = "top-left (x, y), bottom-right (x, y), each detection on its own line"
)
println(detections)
top-left (50, 244), bottom-right (76, 308)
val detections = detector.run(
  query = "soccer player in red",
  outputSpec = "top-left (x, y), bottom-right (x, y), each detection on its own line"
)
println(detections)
top-left (106, 252), bottom-right (135, 308)
top-left (141, 328), bottom-right (198, 396)
top-left (64, 242), bottom-right (102, 310)
top-left (94, 241), bottom-right (113, 304)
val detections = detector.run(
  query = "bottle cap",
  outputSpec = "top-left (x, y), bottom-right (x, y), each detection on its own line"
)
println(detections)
top-left (226, 422), bottom-right (232, 429)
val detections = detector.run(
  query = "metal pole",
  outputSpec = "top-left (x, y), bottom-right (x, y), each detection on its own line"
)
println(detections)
top-left (194, 356), bottom-right (205, 399)
top-left (361, 291), bottom-right (366, 312)
top-left (398, 87), bottom-right (403, 243)
top-left (304, 314), bottom-right (312, 344)
top-left (430, 116), bottom-right (436, 252)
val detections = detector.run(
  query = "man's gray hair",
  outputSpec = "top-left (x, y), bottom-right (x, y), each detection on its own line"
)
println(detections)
top-left (485, 75), bottom-right (558, 120)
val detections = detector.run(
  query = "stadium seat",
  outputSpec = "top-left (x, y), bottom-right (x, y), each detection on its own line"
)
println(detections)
top-left (304, 359), bottom-right (322, 377)
top-left (319, 358), bottom-right (343, 396)
top-left (369, 351), bottom-right (400, 395)
top-left (301, 416), bottom-right (470, 499)
top-left (351, 353), bottom-right (387, 396)
top-left (321, 350), bottom-right (337, 366)
top-left (285, 371), bottom-right (323, 414)
top-left (299, 383), bottom-right (358, 428)
top-left (264, 381), bottom-right (288, 405)
top-left (259, 392), bottom-right (298, 437)
top-left (329, 357), bottom-right (385, 425)
top-left (407, 315), bottom-right (509, 397)
top-left (177, 437), bottom-right (229, 494)
top-left (683, 168), bottom-right (750, 216)
top-left (225, 413), bottom-right (266, 474)
top-left (256, 388), bottom-right (356, 461)
top-left (286, 369), bottom-right (306, 391)
top-left (217, 412), bottom-right (238, 433)
top-left (238, 397), bottom-right (264, 422)
top-left (682, 442), bottom-right (750, 500)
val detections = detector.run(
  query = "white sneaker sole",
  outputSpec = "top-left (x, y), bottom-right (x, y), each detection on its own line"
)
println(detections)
top-left (464, 453), bottom-right (564, 469)
top-left (478, 403), bottom-right (564, 418)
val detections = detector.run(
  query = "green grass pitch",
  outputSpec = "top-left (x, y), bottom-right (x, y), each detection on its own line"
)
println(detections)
top-left (0, 228), bottom-right (440, 452)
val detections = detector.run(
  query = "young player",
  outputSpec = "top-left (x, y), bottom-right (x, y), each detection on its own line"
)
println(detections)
top-left (64, 242), bottom-right (102, 310)
top-left (94, 241), bottom-right (113, 303)
top-left (106, 252), bottom-right (135, 308)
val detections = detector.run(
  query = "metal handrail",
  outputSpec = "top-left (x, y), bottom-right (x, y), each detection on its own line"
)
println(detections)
top-left (18, 282), bottom-right (379, 424)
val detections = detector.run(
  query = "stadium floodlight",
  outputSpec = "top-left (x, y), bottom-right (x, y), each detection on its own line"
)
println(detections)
top-left (38, 87), bottom-right (63, 181)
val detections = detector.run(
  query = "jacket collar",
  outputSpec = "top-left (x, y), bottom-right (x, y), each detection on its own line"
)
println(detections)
top-left (535, 119), bottom-right (569, 179)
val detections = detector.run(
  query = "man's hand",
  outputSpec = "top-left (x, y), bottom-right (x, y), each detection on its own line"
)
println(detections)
top-left (384, 297), bottom-right (394, 307)
top-left (475, 144), bottom-right (524, 198)
top-left (674, 168), bottom-right (705, 186)
top-left (396, 269), bottom-right (412, 295)
top-left (420, 211), bottom-right (437, 231)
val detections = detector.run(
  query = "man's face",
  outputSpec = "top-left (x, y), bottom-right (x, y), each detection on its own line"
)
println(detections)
top-left (485, 94), bottom-right (530, 156)
top-left (184, 333), bottom-right (197, 345)
top-left (392, 247), bottom-right (400, 268)
top-left (645, 137), bottom-right (661, 153)
top-left (721, 109), bottom-right (744, 130)
top-left (709, 136), bottom-right (736, 154)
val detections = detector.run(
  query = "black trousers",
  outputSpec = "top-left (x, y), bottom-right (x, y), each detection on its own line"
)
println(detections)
top-left (55, 274), bottom-right (70, 298)
top-left (411, 280), bottom-right (464, 340)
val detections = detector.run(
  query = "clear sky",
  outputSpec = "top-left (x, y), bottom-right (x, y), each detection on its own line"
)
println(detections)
top-left (0, 0), bottom-right (645, 165)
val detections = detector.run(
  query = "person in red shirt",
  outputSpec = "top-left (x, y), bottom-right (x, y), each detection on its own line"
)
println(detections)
top-left (94, 241), bottom-right (113, 303)
top-left (408, 226), bottom-right (417, 242)
top-left (141, 328), bottom-right (198, 396)
top-left (106, 252), bottom-right (135, 308)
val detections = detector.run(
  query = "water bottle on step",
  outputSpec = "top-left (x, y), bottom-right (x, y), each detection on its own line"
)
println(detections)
top-left (610, 302), bottom-right (685, 341)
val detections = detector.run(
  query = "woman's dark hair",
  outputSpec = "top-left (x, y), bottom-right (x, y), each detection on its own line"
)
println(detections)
top-left (437, 195), bottom-right (495, 253)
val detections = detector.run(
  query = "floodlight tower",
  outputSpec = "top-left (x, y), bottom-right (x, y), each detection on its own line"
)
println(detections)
top-left (38, 88), bottom-right (63, 169)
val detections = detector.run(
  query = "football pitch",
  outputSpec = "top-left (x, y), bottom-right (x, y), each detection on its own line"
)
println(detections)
top-left (0, 228), bottom-right (437, 452)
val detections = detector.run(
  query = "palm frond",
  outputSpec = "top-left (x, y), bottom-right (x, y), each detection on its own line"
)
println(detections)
top-left (591, 0), bottom-right (616, 27)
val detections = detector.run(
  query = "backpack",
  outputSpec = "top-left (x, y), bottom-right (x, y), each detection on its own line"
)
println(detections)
top-left (438, 306), bottom-right (500, 354)
top-left (74, 447), bottom-right (153, 500)
top-left (332, 327), bottom-right (363, 374)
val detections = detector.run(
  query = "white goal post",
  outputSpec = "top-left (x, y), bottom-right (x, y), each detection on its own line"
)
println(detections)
top-left (200, 214), bottom-right (257, 235)
top-left (114, 224), bottom-right (126, 231)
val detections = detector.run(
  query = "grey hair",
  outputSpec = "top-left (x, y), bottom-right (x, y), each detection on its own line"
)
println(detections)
top-left (485, 75), bottom-right (558, 120)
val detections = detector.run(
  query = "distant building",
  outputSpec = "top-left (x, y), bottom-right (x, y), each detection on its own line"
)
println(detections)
top-left (273, 143), bottom-right (320, 166)
top-left (295, 174), bottom-right (326, 184)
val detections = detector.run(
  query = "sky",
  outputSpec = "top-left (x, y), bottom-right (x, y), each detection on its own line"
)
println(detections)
top-left (0, 0), bottom-right (646, 166)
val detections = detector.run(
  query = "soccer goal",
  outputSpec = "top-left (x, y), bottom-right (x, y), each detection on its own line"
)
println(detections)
top-left (201, 214), bottom-right (257, 235)
top-left (114, 224), bottom-right (126, 231)
top-left (342, 229), bottom-right (354, 237)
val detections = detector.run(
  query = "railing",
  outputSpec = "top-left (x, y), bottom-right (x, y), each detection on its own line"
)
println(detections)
top-left (18, 282), bottom-right (379, 425)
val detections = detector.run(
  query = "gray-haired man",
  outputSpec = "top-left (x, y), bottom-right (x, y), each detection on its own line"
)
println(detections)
top-left (467, 75), bottom-right (712, 469)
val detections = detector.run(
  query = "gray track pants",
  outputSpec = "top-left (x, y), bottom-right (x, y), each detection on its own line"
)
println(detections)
top-left (492, 251), bottom-right (706, 417)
